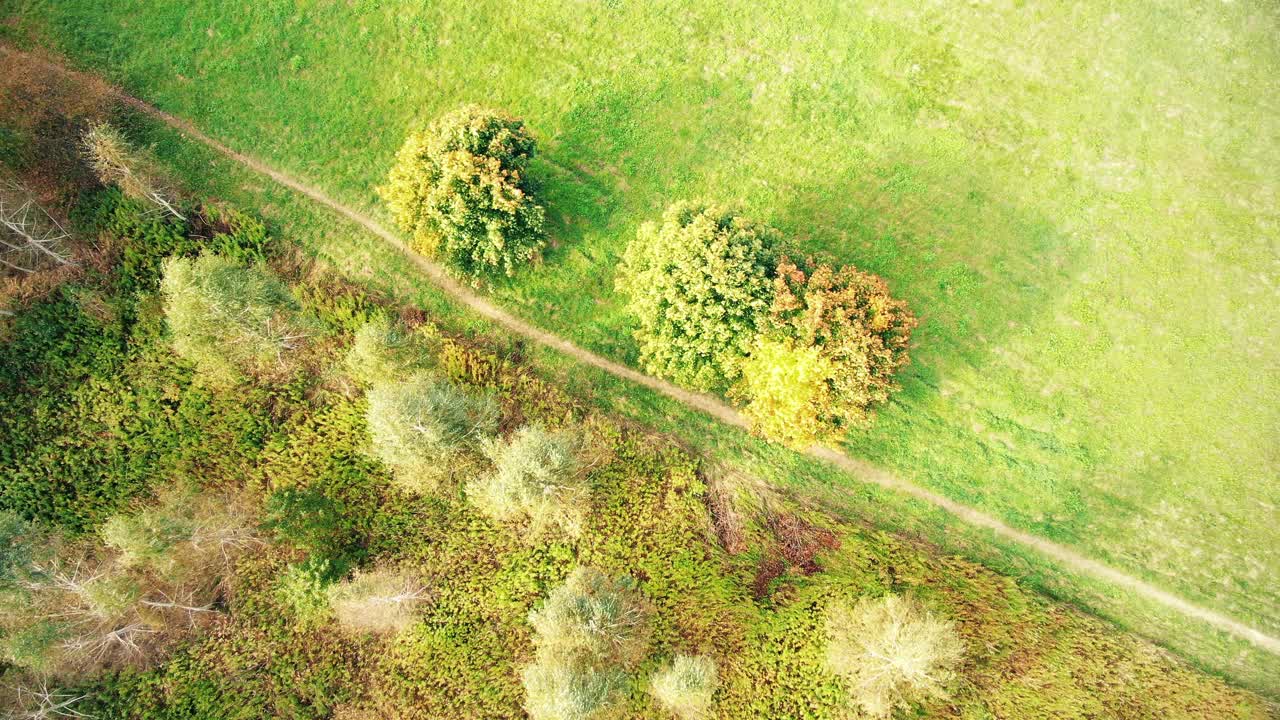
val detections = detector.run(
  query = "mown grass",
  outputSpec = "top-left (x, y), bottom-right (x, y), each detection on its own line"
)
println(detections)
top-left (3, 0), bottom-right (1278, 694)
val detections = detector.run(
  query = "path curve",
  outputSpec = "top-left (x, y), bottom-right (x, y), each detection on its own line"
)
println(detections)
top-left (7, 44), bottom-right (1277, 658)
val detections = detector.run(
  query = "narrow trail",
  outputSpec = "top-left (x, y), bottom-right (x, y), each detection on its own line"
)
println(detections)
top-left (6, 44), bottom-right (1277, 658)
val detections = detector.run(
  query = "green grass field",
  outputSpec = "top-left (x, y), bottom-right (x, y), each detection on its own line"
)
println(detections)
top-left (4, 0), bottom-right (1277, 689)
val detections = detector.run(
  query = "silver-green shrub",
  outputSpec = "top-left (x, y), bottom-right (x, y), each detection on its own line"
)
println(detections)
top-left (365, 372), bottom-right (498, 493)
top-left (825, 594), bottom-right (964, 718)
top-left (161, 253), bottom-right (305, 385)
top-left (345, 315), bottom-right (426, 387)
top-left (650, 654), bottom-right (717, 719)
top-left (468, 425), bottom-right (588, 538)
top-left (522, 660), bottom-right (626, 720)
top-left (528, 566), bottom-right (650, 667)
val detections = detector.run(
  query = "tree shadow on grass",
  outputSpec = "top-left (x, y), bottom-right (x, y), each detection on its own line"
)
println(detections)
top-left (771, 156), bottom-right (1132, 548)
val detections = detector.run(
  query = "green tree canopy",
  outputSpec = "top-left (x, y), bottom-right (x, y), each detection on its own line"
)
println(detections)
top-left (616, 201), bottom-right (780, 391)
top-left (380, 105), bottom-right (545, 280)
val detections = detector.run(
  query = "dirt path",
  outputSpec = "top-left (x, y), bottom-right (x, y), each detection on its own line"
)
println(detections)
top-left (6, 44), bottom-right (1276, 658)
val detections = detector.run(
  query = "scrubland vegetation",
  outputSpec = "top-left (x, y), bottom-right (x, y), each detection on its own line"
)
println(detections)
top-left (0, 78), bottom-right (1274, 717)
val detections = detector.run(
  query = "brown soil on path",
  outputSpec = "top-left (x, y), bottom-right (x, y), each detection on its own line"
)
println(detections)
top-left (4, 42), bottom-right (1276, 659)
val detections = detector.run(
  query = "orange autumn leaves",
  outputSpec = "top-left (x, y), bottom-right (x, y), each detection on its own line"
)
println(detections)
top-left (738, 258), bottom-right (917, 447)
top-left (618, 201), bottom-right (917, 448)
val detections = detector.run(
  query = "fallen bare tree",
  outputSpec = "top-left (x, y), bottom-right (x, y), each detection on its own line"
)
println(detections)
top-left (82, 123), bottom-right (184, 220)
top-left (0, 181), bottom-right (73, 277)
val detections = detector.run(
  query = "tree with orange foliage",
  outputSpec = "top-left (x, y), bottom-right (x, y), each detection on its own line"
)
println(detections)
top-left (736, 257), bottom-right (917, 446)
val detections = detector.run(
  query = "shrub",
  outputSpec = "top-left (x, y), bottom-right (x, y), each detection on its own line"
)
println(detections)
top-left (365, 372), bottom-right (499, 493)
top-left (650, 654), bottom-right (717, 720)
top-left (825, 594), bottom-right (964, 718)
top-left (522, 659), bottom-right (627, 720)
top-left (345, 315), bottom-right (426, 387)
top-left (528, 566), bottom-right (650, 667)
top-left (616, 201), bottom-right (779, 391)
top-left (82, 123), bottom-right (185, 220)
top-left (327, 567), bottom-right (427, 634)
top-left (468, 425), bottom-right (589, 538)
top-left (275, 559), bottom-right (333, 631)
top-left (100, 504), bottom-right (194, 575)
top-left (379, 105), bottom-right (545, 280)
top-left (740, 257), bottom-right (915, 443)
top-left (161, 253), bottom-right (306, 385)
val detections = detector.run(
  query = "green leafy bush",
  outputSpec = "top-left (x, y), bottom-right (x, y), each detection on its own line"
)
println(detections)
top-left (365, 372), bottom-right (499, 493)
top-left (738, 257), bottom-right (916, 445)
top-left (161, 253), bottom-right (306, 385)
top-left (825, 594), bottom-right (963, 718)
top-left (190, 203), bottom-right (273, 264)
top-left (616, 201), bottom-right (779, 391)
top-left (264, 487), bottom-right (367, 575)
top-left (650, 654), bottom-right (717, 719)
top-left (379, 105), bottom-right (545, 280)
top-left (468, 425), bottom-right (589, 538)
top-left (0, 280), bottom-right (283, 531)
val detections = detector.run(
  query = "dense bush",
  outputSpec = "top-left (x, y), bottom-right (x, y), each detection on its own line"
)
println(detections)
top-left (161, 253), bottom-right (306, 385)
top-left (733, 336), bottom-right (837, 448)
top-left (825, 594), bottom-right (963, 718)
top-left (379, 105), bottom-right (545, 280)
top-left (616, 201), bottom-right (780, 391)
top-left (468, 425), bottom-right (589, 538)
top-left (650, 654), bottom-right (718, 719)
top-left (738, 257), bottom-right (916, 444)
top-left (365, 372), bottom-right (499, 493)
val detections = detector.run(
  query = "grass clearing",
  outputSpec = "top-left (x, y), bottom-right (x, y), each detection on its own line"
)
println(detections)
top-left (2, 0), bottom-right (1278, 695)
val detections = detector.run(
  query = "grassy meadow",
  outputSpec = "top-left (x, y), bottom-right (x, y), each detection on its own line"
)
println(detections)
top-left (2, 0), bottom-right (1278, 693)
